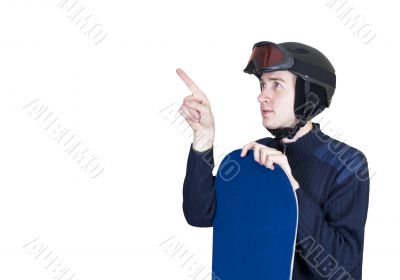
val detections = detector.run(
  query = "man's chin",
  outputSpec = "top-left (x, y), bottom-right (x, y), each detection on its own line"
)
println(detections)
top-left (263, 117), bottom-right (298, 129)
top-left (262, 119), bottom-right (279, 129)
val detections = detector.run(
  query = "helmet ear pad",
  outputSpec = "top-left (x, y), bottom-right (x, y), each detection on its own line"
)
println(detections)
top-left (294, 75), bottom-right (306, 118)
top-left (294, 75), bottom-right (329, 120)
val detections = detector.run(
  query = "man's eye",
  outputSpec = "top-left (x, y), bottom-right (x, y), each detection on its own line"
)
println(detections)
top-left (274, 82), bottom-right (281, 88)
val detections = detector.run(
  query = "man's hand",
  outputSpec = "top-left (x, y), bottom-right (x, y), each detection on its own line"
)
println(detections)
top-left (241, 141), bottom-right (300, 190)
top-left (176, 68), bottom-right (215, 152)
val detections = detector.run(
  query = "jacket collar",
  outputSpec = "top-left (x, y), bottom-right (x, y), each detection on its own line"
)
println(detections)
top-left (274, 122), bottom-right (328, 165)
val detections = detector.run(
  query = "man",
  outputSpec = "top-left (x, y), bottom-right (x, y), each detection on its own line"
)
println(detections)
top-left (177, 41), bottom-right (370, 279)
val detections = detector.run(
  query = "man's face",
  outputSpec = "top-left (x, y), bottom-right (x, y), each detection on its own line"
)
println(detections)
top-left (258, 70), bottom-right (298, 129)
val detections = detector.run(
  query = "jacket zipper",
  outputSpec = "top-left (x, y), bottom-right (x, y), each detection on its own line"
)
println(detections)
top-left (281, 141), bottom-right (287, 156)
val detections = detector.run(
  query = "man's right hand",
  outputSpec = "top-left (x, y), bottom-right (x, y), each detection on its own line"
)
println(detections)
top-left (176, 68), bottom-right (215, 152)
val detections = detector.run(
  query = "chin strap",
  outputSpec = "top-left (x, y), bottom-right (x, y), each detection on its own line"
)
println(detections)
top-left (266, 116), bottom-right (308, 141)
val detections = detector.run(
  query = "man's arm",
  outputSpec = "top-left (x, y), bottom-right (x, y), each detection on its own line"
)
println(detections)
top-left (295, 153), bottom-right (370, 278)
top-left (182, 143), bottom-right (216, 227)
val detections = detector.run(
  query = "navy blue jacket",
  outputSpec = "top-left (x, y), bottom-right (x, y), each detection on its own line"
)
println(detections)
top-left (182, 122), bottom-right (370, 279)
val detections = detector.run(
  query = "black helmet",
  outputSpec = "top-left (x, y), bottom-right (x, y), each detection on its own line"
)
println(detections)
top-left (243, 41), bottom-right (336, 140)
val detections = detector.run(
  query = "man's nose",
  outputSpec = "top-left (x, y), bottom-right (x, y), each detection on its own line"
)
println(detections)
top-left (258, 88), bottom-right (273, 103)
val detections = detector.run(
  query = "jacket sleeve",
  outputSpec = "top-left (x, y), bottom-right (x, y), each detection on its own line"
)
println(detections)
top-left (182, 143), bottom-right (216, 227)
top-left (295, 153), bottom-right (370, 278)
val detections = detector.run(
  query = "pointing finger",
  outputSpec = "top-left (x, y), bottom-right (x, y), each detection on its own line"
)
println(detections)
top-left (176, 68), bottom-right (209, 104)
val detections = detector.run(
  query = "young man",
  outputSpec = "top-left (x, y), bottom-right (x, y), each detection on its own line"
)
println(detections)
top-left (177, 41), bottom-right (370, 279)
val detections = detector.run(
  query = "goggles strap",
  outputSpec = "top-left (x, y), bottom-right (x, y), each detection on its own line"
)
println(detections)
top-left (293, 59), bottom-right (336, 88)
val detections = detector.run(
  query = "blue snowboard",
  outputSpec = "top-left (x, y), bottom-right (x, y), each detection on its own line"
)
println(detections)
top-left (212, 148), bottom-right (298, 280)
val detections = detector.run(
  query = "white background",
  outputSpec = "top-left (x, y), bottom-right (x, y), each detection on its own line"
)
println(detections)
top-left (0, 0), bottom-right (398, 279)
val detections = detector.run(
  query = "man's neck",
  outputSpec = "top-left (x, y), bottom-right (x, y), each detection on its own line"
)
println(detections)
top-left (280, 120), bottom-right (313, 144)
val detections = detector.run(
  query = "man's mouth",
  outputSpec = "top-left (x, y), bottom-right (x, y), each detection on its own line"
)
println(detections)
top-left (262, 109), bottom-right (274, 116)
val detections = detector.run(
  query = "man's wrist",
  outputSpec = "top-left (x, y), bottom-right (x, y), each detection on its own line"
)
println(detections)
top-left (192, 143), bottom-right (213, 153)
top-left (193, 130), bottom-right (214, 152)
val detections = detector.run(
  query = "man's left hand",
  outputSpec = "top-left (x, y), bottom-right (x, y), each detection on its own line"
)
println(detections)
top-left (241, 141), bottom-right (300, 190)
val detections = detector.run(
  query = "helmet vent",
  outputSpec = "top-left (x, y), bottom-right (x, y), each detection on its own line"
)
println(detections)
top-left (291, 48), bottom-right (310, 54)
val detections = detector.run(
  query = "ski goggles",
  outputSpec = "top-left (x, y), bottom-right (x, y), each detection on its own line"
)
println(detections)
top-left (243, 41), bottom-right (336, 89)
top-left (243, 41), bottom-right (294, 76)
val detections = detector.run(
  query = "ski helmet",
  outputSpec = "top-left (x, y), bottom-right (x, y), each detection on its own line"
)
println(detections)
top-left (243, 41), bottom-right (336, 140)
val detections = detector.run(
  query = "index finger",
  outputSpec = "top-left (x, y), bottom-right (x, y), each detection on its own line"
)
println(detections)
top-left (240, 141), bottom-right (257, 157)
top-left (240, 142), bottom-right (277, 157)
top-left (176, 68), bottom-right (208, 103)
